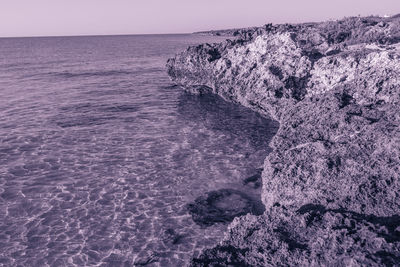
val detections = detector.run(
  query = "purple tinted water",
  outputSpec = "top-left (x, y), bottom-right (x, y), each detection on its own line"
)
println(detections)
top-left (0, 35), bottom-right (278, 266)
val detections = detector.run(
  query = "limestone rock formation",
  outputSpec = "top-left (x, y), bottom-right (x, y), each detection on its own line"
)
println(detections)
top-left (167, 15), bottom-right (400, 265)
top-left (191, 207), bottom-right (400, 266)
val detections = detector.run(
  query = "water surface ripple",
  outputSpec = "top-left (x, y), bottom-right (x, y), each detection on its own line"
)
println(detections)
top-left (0, 35), bottom-right (278, 266)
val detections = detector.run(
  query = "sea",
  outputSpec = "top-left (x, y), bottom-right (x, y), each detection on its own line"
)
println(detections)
top-left (0, 34), bottom-right (278, 266)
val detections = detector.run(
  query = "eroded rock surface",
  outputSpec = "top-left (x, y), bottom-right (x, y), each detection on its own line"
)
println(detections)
top-left (167, 15), bottom-right (400, 265)
top-left (191, 207), bottom-right (400, 266)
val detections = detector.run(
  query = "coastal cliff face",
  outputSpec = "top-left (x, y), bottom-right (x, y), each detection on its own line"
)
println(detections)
top-left (167, 16), bottom-right (400, 266)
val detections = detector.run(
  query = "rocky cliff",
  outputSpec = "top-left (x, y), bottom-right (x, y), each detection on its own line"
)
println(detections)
top-left (167, 15), bottom-right (400, 266)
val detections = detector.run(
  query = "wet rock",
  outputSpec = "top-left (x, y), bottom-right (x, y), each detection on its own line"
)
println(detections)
top-left (187, 189), bottom-right (264, 227)
top-left (243, 168), bottom-right (263, 189)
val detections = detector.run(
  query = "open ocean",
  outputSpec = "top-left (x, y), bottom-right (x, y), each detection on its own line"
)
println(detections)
top-left (0, 34), bottom-right (278, 266)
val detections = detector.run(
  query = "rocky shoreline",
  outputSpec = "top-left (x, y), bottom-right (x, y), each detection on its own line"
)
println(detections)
top-left (167, 15), bottom-right (400, 266)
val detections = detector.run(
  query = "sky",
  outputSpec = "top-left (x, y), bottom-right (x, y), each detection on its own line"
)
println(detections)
top-left (0, 0), bottom-right (399, 37)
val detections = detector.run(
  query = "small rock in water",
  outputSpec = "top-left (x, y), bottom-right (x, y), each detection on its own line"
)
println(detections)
top-left (187, 189), bottom-right (263, 227)
top-left (134, 251), bottom-right (159, 266)
top-left (161, 228), bottom-right (185, 245)
top-left (243, 168), bottom-right (263, 189)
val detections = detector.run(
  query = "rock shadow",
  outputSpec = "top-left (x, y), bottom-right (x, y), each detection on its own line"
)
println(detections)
top-left (177, 92), bottom-right (279, 148)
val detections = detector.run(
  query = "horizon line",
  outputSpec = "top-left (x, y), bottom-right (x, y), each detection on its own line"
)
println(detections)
top-left (0, 32), bottom-right (197, 39)
top-left (1, 13), bottom-right (396, 39)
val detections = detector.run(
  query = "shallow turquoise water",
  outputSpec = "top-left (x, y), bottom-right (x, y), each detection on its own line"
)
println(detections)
top-left (0, 34), bottom-right (278, 266)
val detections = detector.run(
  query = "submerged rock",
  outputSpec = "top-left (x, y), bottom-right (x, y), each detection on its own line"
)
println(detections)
top-left (243, 168), bottom-right (263, 189)
top-left (187, 189), bottom-right (264, 227)
top-left (133, 251), bottom-right (159, 266)
top-left (168, 14), bottom-right (400, 265)
top-left (160, 228), bottom-right (185, 245)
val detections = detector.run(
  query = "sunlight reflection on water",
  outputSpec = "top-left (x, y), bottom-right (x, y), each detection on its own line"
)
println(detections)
top-left (0, 35), bottom-right (278, 266)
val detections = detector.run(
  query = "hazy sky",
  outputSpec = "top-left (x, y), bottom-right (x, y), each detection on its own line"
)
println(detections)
top-left (1, 0), bottom-right (399, 37)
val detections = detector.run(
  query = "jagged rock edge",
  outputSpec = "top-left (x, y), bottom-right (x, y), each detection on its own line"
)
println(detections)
top-left (167, 15), bottom-right (400, 266)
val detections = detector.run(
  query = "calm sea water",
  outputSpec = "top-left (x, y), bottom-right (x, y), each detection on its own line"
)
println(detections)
top-left (0, 34), bottom-right (278, 266)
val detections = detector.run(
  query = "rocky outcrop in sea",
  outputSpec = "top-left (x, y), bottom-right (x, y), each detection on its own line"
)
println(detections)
top-left (167, 15), bottom-right (400, 266)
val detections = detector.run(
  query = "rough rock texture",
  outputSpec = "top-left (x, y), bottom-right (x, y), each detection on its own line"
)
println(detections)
top-left (167, 15), bottom-right (400, 265)
top-left (191, 207), bottom-right (400, 266)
